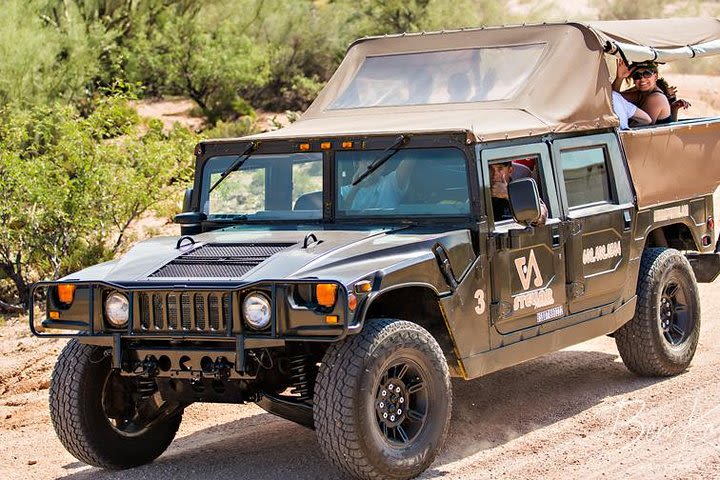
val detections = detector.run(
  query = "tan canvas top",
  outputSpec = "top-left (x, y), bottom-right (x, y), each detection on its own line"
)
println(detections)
top-left (245, 19), bottom-right (720, 144)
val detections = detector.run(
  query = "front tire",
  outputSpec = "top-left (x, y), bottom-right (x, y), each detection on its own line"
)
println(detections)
top-left (49, 340), bottom-right (183, 469)
top-left (616, 248), bottom-right (701, 376)
top-left (314, 319), bottom-right (452, 480)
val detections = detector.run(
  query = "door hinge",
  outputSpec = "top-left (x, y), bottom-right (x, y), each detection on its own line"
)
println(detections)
top-left (490, 301), bottom-right (513, 324)
top-left (487, 232), bottom-right (509, 256)
top-left (566, 219), bottom-right (583, 236)
top-left (567, 281), bottom-right (585, 299)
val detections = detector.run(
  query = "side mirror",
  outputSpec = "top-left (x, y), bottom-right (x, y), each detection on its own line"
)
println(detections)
top-left (182, 188), bottom-right (193, 213)
top-left (174, 211), bottom-right (207, 225)
top-left (508, 178), bottom-right (541, 226)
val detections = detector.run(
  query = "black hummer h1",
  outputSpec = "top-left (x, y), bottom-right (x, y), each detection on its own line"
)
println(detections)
top-left (31, 19), bottom-right (720, 480)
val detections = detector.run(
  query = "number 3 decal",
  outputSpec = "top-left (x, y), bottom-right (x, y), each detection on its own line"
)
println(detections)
top-left (474, 289), bottom-right (486, 315)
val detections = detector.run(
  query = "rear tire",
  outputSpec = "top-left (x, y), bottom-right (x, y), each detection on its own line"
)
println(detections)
top-left (49, 339), bottom-right (182, 469)
top-left (616, 248), bottom-right (700, 376)
top-left (314, 319), bottom-right (451, 480)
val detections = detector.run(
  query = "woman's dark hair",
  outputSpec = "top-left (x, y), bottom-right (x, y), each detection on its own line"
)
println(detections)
top-left (656, 77), bottom-right (676, 102)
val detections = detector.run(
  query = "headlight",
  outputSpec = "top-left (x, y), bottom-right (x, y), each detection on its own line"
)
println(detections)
top-left (243, 293), bottom-right (271, 330)
top-left (105, 292), bottom-right (129, 328)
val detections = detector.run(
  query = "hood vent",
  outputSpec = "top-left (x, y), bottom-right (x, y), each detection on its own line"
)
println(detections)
top-left (150, 243), bottom-right (295, 278)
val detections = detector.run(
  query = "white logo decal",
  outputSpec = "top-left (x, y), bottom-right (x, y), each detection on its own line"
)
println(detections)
top-left (474, 289), bottom-right (486, 315)
top-left (514, 249), bottom-right (544, 291)
top-left (537, 305), bottom-right (564, 323)
top-left (583, 240), bottom-right (622, 265)
top-left (514, 288), bottom-right (555, 311)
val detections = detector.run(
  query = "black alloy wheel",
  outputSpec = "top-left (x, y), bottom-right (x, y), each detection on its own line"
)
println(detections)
top-left (659, 279), bottom-right (694, 346)
top-left (374, 360), bottom-right (428, 445)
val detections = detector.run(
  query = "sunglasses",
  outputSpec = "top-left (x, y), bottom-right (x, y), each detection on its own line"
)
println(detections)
top-left (632, 70), bottom-right (655, 81)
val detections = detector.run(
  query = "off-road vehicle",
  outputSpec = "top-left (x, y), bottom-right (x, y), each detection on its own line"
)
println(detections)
top-left (31, 17), bottom-right (720, 480)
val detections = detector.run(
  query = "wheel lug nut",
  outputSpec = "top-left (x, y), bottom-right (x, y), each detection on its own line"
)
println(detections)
top-left (381, 390), bottom-right (386, 396)
top-left (397, 409), bottom-right (402, 415)
top-left (390, 415), bottom-right (396, 421)
top-left (388, 383), bottom-right (394, 390)
top-left (399, 397), bottom-right (404, 403)
top-left (383, 412), bottom-right (388, 419)
top-left (379, 401), bottom-right (384, 408)
top-left (396, 387), bottom-right (401, 393)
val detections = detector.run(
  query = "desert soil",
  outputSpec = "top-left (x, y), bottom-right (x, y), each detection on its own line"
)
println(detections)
top-left (1, 283), bottom-right (720, 480)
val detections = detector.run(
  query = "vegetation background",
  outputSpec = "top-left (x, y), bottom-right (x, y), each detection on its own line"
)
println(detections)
top-left (1, 0), bottom-right (719, 311)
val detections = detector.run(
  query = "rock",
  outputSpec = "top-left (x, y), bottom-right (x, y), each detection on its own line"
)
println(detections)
top-left (27, 460), bottom-right (37, 465)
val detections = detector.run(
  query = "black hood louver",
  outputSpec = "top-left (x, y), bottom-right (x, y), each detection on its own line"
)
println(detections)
top-left (149, 243), bottom-right (295, 278)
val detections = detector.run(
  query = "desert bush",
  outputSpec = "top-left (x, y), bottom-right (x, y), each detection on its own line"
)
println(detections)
top-left (0, 94), bottom-right (197, 308)
top-left (0, 1), bottom-right (102, 106)
top-left (125, 6), bottom-right (271, 124)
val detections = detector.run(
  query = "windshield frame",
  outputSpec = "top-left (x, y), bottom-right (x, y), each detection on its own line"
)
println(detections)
top-left (192, 137), bottom-right (480, 229)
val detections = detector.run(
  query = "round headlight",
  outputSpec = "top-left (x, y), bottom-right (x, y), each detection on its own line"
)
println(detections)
top-left (105, 292), bottom-right (129, 328)
top-left (243, 293), bottom-right (271, 330)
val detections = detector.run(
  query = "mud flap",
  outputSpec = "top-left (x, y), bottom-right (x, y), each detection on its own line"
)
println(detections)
top-left (685, 252), bottom-right (720, 283)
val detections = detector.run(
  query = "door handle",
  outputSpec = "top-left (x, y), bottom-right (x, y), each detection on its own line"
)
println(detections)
top-left (551, 225), bottom-right (561, 248)
top-left (623, 210), bottom-right (632, 232)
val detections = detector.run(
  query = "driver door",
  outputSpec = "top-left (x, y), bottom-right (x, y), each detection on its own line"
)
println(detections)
top-left (480, 143), bottom-right (568, 336)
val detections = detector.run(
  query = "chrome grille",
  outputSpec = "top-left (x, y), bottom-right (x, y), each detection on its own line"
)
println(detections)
top-left (136, 292), bottom-right (231, 333)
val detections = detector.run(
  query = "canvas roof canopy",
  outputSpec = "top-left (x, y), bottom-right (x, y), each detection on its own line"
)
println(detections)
top-left (245, 18), bottom-right (720, 144)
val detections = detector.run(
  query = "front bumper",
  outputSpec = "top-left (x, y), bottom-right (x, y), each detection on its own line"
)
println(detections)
top-left (30, 279), bottom-right (351, 345)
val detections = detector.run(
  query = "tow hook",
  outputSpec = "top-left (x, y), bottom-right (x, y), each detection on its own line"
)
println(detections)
top-left (133, 355), bottom-right (159, 378)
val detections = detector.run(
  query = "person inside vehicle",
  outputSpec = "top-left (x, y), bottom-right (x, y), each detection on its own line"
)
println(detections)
top-left (490, 161), bottom-right (548, 226)
top-left (611, 90), bottom-right (652, 129)
top-left (613, 59), bottom-right (691, 124)
top-left (341, 158), bottom-right (413, 210)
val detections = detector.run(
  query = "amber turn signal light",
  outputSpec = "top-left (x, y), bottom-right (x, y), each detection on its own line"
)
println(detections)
top-left (354, 280), bottom-right (372, 294)
top-left (58, 284), bottom-right (76, 305)
top-left (342, 141), bottom-right (354, 149)
top-left (316, 283), bottom-right (338, 307)
top-left (49, 311), bottom-right (60, 320)
top-left (299, 143), bottom-right (310, 151)
top-left (348, 293), bottom-right (358, 312)
top-left (320, 141), bottom-right (332, 150)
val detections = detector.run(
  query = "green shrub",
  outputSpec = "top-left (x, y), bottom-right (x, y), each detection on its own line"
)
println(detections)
top-left (0, 95), bottom-right (197, 308)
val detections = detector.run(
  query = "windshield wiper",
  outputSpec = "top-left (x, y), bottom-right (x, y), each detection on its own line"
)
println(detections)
top-left (351, 135), bottom-right (409, 186)
top-left (209, 214), bottom-right (248, 223)
top-left (208, 141), bottom-right (258, 194)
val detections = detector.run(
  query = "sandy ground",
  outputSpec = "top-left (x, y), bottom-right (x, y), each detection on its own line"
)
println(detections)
top-left (1, 280), bottom-right (719, 480)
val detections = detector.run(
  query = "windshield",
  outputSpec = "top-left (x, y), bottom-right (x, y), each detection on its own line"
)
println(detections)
top-left (336, 148), bottom-right (470, 217)
top-left (200, 153), bottom-right (323, 221)
top-left (329, 44), bottom-right (546, 109)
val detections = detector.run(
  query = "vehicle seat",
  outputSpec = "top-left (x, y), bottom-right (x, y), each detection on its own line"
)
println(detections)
top-left (294, 191), bottom-right (322, 210)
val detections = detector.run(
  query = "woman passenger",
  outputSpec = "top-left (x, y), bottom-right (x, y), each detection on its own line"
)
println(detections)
top-left (613, 59), bottom-right (690, 125)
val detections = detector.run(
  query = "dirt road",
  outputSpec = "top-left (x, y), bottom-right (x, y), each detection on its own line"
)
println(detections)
top-left (1, 281), bottom-right (719, 480)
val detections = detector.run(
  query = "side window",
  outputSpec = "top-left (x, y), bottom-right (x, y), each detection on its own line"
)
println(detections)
top-left (489, 154), bottom-right (544, 223)
top-left (559, 147), bottom-right (613, 208)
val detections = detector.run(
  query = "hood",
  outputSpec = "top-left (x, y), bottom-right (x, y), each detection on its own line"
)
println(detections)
top-left (64, 226), bottom-right (473, 288)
